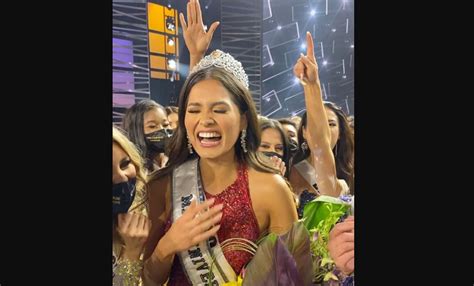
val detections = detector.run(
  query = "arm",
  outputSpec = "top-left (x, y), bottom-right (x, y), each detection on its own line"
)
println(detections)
top-left (266, 175), bottom-right (298, 235)
top-left (179, 0), bottom-right (220, 70)
top-left (143, 176), bottom-right (223, 285)
top-left (142, 176), bottom-right (174, 285)
top-left (294, 32), bottom-right (339, 197)
top-left (114, 213), bottom-right (151, 286)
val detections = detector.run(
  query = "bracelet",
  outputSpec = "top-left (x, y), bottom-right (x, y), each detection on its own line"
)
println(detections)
top-left (114, 258), bottom-right (144, 286)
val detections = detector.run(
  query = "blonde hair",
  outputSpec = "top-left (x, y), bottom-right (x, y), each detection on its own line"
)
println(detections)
top-left (113, 126), bottom-right (147, 211)
top-left (112, 126), bottom-right (148, 257)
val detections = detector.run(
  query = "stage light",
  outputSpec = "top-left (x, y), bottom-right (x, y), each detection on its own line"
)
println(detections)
top-left (166, 16), bottom-right (175, 31)
top-left (277, 25), bottom-right (282, 30)
top-left (168, 59), bottom-right (176, 70)
top-left (310, 9), bottom-right (316, 16)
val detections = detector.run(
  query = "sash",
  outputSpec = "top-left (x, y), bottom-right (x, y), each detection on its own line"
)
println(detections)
top-left (293, 159), bottom-right (318, 190)
top-left (171, 158), bottom-right (237, 285)
top-left (293, 159), bottom-right (349, 195)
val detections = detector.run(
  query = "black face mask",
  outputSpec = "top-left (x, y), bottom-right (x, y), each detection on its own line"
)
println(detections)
top-left (112, 178), bottom-right (136, 215)
top-left (262, 151), bottom-right (283, 160)
top-left (288, 139), bottom-right (299, 156)
top-left (144, 129), bottom-right (173, 153)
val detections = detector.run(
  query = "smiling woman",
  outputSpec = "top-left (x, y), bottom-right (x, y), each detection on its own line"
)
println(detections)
top-left (142, 50), bottom-right (311, 286)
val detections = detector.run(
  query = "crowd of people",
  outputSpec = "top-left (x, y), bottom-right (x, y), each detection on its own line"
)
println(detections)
top-left (112, 0), bottom-right (354, 285)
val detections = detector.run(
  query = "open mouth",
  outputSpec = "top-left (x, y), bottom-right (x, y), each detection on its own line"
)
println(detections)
top-left (197, 131), bottom-right (222, 147)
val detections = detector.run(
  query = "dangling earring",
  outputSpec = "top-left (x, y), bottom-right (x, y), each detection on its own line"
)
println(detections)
top-left (301, 141), bottom-right (308, 152)
top-left (187, 135), bottom-right (194, 154)
top-left (240, 129), bottom-right (247, 153)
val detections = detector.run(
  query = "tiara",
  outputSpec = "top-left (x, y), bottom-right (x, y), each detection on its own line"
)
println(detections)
top-left (190, 50), bottom-right (249, 89)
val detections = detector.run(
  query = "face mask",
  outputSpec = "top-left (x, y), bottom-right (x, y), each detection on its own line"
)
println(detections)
top-left (112, 178), bottom-right (136, 215)
top-left (262, 151), bottom-right (283, 160)
top-left (144, 129), bottom-right (173, 153)
top-left (288, 139), bottom-right (299, 156)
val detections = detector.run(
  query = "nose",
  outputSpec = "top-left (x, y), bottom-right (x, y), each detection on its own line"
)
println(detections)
top-left (199, 114), bottom-right (215, 127)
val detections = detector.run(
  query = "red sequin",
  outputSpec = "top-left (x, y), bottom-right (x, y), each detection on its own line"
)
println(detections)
top-left (164, 163), bottom-right (260, 285)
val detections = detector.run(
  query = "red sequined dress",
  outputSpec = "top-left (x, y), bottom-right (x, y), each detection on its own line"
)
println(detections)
top-left (163, 163), bottom-right (260, 285)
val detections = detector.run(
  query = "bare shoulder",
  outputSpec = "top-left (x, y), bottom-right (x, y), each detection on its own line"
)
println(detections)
top-left (248, 167), bottom-right (290, 195)
top-left (147, 174), bottom-right (172, 220)
top-left (248, 167), bottom-right (298, 234)
top-left (247, 167), bottom-right (295, 211)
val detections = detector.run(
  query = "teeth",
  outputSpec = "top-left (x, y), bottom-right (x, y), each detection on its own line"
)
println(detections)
top-left (198, 132), bottom-right (221, 138)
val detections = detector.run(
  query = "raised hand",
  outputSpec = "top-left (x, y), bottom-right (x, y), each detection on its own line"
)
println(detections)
top-left (179, 0), bottom-right (220, 61)
top-left (117, 212), bottom-right (151, 260)
top-left (293, 31), bottom-right (320, 86)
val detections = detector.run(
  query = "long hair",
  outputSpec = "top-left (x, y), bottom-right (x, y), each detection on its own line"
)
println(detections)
top-left (122, 99), bottom-right (166, 158)
top-left (292, 102), bottom-right (354, 194)
top-left (150, 67), bottom-right (277, 181)
top-left (259, 117), bottom-right (291, 178)
top-left (112, 126), bottom-right (148, 250)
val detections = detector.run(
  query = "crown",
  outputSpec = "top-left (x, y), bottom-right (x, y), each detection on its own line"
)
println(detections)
top-left (190, 49), bottom-right (249, 89)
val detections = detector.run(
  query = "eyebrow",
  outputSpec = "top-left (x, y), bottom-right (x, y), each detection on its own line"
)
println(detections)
top-left (187, 101), bottom-right (231, 108)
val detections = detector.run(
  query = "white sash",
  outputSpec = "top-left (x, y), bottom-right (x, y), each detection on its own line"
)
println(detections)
top-left (293, 159), bottom-right (350, 195)
top-left (172, 158), bottom-right (237, 285)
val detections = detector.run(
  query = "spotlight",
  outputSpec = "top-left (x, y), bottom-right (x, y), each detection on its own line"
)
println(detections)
top-left (301, 43), bottom-right (306, 50)
top-left (331, 28), bottom-right (336, 32)
top-left (294, 77), bottom-right (300, 84)
top-left (166, 16), bottom-right (175, 31)
top-left (168, 59), bottom-right (176, 70)
top-left (350, 44), bottom-right (354, 48)
top-left (310, 9), bottom-right (316, 16)
top-left (323, 60), bottom-right (328, 66)
top-left (277, 25), bottom-right (282, 30)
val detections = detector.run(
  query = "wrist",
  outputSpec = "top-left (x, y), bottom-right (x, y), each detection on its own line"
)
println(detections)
top-left (154, 234), bottom-right (174, 260)
top-left (190, 53), bottom-right (205, 61)
top-left (121, 247), bottom-right (143, 261)
top-left (303, 81), bottom-right (321, 91)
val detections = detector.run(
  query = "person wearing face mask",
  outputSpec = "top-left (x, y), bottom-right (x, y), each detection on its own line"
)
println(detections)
top-left (289, 32), bottom-right (354, 214)
top-left (257, 117), bottom-right (291, 178)
top-left (113, 126), bottom-right (151, 286)
top-left (122, 99), bottom-right (173, 173)
top-left (277, 118), bottom-right (300, 156)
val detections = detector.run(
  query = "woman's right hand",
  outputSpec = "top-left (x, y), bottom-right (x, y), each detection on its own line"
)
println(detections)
top-left (161, 198), bottom-right (223, 255)
top-left (270, 156), bottom-right (287, 176)
top-left (117, 212), bottom-right (151, 260)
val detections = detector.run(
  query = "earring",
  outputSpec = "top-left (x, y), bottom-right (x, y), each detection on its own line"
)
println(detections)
top-left (301, 141), bottom-right (308, 152)
top-left (240, 129), bottom-right (247, 153)
top-left (187, 135), bottom-right (194, 154)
